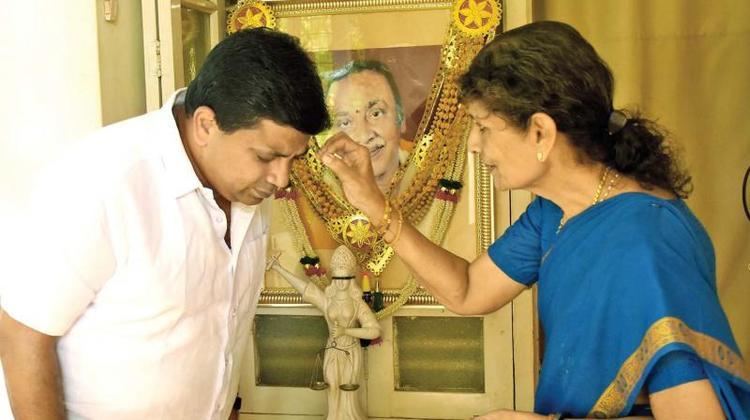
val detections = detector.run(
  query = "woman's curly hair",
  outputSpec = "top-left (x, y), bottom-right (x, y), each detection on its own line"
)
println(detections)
top-left (459, 21), bottom-right (692, 198)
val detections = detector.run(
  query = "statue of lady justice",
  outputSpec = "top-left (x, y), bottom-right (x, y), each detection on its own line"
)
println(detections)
top-left (267, 245), bottom-right (381, 420)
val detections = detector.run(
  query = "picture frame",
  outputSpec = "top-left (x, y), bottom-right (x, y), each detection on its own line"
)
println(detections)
top-left (228, 0), bottom-right (500, 317)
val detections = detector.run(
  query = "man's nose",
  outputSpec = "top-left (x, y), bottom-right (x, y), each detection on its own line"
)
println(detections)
top-left (267, 159), bottom-right (291, 190)
top-left (348, 121), bottom-right (373, 145)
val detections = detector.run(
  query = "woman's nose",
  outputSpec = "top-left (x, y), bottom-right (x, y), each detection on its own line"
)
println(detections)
top-left (467, 125), bottom-right (481, 153)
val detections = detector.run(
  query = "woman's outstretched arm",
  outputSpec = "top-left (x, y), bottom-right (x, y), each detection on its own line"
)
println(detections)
top-left (319, 134), bottom-right (526, 315)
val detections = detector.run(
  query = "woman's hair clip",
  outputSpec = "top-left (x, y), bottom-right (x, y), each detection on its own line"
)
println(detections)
top-left (607, 110), bottom-right (628, 135)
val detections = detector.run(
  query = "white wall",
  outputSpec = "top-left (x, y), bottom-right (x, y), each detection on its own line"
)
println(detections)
top-left (0, 1), bottom-right (144, 417)
top-left (0, 3), bottom-right (100, 417)
top-left (0, 0), bottom-right (145, 294)
top-left (0, 2), bottom-right (102, 292)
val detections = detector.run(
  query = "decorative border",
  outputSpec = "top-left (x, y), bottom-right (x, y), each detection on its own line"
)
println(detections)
top-left (257, 0), bottom-right (452, 17)
top-left (589, 316), bottom-right (750, 418)
top-left (260, 288), bottom-right (442, 306)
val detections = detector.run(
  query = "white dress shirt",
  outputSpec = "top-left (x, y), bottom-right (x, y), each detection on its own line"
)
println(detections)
top-left (1, 90), bottom-right (267, 419)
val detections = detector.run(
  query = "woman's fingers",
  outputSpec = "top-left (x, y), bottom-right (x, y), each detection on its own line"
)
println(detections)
top-left (319, 132), bottom-right (371, 173)
top-left (321, 150), bottom-right (357, 180)
top-left (318, 132), bottom-right (385, 216)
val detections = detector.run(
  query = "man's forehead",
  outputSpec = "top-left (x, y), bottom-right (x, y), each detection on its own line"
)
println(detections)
top-left (261, 140), bottom-right (309, 158)
top-left (250, 119), bottom-right (309, 154)
top-left (333, 97), bottom-right (388, 112)
top-left (329, 72), bottom-right (392, 101)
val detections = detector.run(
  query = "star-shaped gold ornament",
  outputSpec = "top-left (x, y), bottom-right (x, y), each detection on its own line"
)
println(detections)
top-left (452, 0), bottom-right (500, 37)
top-left (227, 0), bottom-right (276, 33)
top-left (343, 215), bottom-right (376, 249)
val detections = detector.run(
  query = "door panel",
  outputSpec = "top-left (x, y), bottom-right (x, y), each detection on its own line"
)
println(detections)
top-left (141, 0), bottom-right (225, 110)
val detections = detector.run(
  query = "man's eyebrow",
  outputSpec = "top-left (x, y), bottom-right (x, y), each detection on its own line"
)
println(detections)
top-left (278, 146), bottom-right (309, 159)
top-left (367, 99), bottom-right (386, 108)
top-left (256, 146), bottom-right (308, 159)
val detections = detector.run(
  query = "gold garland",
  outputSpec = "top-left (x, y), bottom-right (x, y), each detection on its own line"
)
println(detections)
top-left (290, 3), bottom-right (499, 276)
top-left (375, 119), bottom-right (469, 320)
top-left (276, 191), bottom-right (330, 289)
top-left (278, 107), bottom-right (470, 320)
top-left (240, 0), bottom-right (502, 316)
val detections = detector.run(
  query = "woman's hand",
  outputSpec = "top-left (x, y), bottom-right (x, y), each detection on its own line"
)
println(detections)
top-left (318, 132), bottom-right (387, 220)
top-left (471, 410), bottom-right (550, 420)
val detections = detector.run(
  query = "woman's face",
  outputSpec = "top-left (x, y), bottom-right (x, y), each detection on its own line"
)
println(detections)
top-left (466, 101), bottom-right (542, 191)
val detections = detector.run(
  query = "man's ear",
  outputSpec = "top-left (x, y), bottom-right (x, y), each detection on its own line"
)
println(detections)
top-left (528, 112), bottom-right (558, 162)
top-left (192, 106), bottom-right (218, 146)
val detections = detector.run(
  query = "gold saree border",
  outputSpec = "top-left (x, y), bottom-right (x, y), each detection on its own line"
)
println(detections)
top-left (589, 316), bottom-right (750, 418)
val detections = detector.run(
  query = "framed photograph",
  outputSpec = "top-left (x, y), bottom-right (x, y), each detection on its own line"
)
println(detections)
top-left (228, 0), bottom-right (500, 317)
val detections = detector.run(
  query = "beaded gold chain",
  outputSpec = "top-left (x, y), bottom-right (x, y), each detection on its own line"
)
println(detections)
top-left (557, 167), bottom-right (620, 234)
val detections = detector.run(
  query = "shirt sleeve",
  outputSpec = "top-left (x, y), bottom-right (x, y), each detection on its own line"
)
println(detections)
top-left (487, 197), bottom-right (544, 286)
top-left (2, 159), bottom-right (116, 336)
top-left (645, 350), bottom-right (707, 393)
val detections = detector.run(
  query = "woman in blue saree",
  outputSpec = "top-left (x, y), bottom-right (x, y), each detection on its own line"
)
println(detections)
top-left (318, 21), bottom-right (750, 419)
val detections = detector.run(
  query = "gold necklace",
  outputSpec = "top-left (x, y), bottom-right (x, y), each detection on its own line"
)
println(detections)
top-left (385, 162), bottom-right (407, 199)
top-left (557, 167), bottom-right (619, 234)
top-left (598, 169), bottom-right (620, 203)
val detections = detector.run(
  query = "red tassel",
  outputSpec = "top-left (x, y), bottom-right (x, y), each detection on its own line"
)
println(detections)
top-left (435, 189), bottom-right (459, 202)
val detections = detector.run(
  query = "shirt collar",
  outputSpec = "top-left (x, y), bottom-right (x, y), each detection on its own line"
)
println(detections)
top-left (159, 88), bottom-right (203, 198)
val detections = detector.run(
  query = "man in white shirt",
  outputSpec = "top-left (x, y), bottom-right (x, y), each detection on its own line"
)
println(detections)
top-left (0, 28), bottom-right (329, 420)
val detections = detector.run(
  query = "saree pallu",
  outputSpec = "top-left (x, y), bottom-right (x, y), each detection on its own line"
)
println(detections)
top-left (490, 193), bottom-right (750, 418)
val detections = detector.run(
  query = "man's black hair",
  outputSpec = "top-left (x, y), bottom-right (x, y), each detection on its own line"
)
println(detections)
top-left (185, 28), bottom-right (329, 135)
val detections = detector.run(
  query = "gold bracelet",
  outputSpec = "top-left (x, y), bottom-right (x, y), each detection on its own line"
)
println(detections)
top-left (374, 200), bottom-right (392, 236)
top-left (384, 209), bottom-right (403, 246)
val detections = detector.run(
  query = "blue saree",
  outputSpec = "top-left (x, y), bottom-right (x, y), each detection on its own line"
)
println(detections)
top-left (488, 193), bottom-right (750, 418)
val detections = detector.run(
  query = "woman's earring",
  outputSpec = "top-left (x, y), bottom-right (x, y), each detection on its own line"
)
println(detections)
top-left (536, 151), bottom-right (544, 162)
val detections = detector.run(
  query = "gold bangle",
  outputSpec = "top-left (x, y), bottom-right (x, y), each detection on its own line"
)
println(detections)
top-left (384, 209), bottom-right (403, 246)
